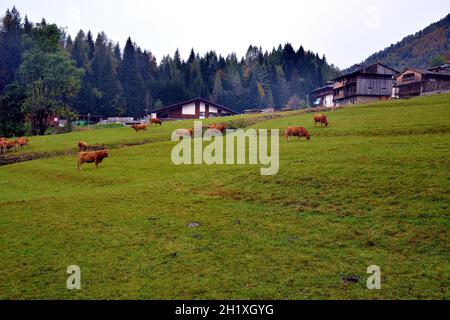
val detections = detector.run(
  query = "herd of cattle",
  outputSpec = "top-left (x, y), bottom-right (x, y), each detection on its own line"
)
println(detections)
top-left (1, 114), bottom-right (329, 169)
top-left (174, 114), bottom-right (328, 142)
top-left (0, 137), bottom-right (29, 154)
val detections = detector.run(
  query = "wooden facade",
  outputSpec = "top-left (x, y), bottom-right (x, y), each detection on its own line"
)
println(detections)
top-left (394, 67), bottom-right (450, 98)
top-left (332, 63), bottom-right (398, 106)
top-left (154, 98), bottom-right (238, 119)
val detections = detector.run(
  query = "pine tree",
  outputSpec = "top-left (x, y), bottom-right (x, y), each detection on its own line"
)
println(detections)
top-left (113, 43), bottom-right (121, 62)
top-left (211, 70), bottom-right (224, 103)
top-left (70, 30), bottom-right (89, 68)
top-left (136, 48), bottom-right (156, 113)
top-left (91, 32), bottom-right (124, 116)
top-left (23, 15), bottom-right (32, 36)
top-left (0, 7), bottom-right (23, 93)
top-left (119, 37), bottom-right (144, 117)
top-left (274, 65), bottom-right (289, 106)
top-left (86, 30), bottom-right (95, 60)
top-left (68, 30), bottom-right (99, 115)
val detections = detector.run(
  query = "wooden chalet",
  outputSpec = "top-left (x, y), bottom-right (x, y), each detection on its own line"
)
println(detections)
top-left (332, 63), bottom-right (398, 106)
top-left (394, 66), bottom-right (450, 98)
top-left (153, 98), bottom-right (238, 119)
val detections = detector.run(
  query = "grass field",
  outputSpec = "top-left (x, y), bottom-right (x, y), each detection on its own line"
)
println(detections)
top-left (0, 94), bottom-right (449, 299)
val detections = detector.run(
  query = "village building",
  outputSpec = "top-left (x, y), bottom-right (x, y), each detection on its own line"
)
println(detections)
top-left (394, 66), bottom-right (450, 98)
top-left (332, 63), bottom-right (398, 106)
top-left (153, 97), bottom-right (238, 119)
top-left (310, 83), bottom-right (334, 107)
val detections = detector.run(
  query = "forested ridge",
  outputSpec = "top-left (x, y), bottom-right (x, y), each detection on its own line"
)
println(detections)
top-left (0, 6), bottom-right (340, 136)
top-left (347, 14), bottom-right (450, 72)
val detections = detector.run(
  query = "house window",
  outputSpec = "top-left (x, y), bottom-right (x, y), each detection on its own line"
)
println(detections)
top-left (403, 73), bottom-right (415, 81)
top-left (199, 112), bottom-right (205, 118)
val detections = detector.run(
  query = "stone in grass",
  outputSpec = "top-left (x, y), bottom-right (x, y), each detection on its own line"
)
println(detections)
top-left (188, 222), bottom-right (201, 228)
top-left (342, 275), bottom-right (360, 284)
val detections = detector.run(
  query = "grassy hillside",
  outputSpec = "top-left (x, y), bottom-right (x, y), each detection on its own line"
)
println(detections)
top-left (347, 14), bottom-right (450, 72)
top-left (0, 94), bottom-right (449, 299)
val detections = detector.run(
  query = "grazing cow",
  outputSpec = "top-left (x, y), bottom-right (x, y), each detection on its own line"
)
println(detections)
top-left (2, 140), bottom-right (18, 153)
top-left (208, 124), bottom-right (226, 134)
top-left (285, 126), bottom-right (311, 142)
top-left (175, 128), bottom-right (194, 137)
top-left (16, 137), bottom-right (29, 147)
top-left (314, 114), bottom-right (329, 127)
top-left (78, 141), bottom-right (88, 151)
top-left (150, 118), bottom-right (162, 126)
top-left (77, 150), bottom-right (109, 170)
top-left (131, 124), bottom-right (148, 132)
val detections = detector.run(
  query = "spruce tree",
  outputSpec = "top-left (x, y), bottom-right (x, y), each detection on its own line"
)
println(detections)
top-left (91, 32), bottom-right (124, 116)
top-left (119, 37), bottom-right (144, 117)
top-left (0, 7), bottom-right (23, 93)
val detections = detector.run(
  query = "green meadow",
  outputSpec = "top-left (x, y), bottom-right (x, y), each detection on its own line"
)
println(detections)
top-left (0, 94), bottom-right (449, 299)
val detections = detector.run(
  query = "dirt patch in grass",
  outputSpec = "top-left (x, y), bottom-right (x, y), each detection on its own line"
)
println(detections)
top-left (0, 151), bottom-right (65, 166)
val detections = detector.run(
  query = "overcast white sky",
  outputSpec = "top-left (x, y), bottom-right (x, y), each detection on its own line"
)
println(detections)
top-left (2, 0), bottom-right (449, 68)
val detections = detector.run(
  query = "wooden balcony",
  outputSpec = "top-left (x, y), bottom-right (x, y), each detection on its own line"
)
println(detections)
top-left (333, 82), bottom-right (345, 89)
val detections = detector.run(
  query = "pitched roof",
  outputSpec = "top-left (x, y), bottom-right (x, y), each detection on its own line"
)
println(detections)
top-left (153, 97), bottom-right (238, 115)
top-left (396, 67), bottom-right (450, 78)
top-left (334, 62), bottom-right (398, 80)
top-left (310, 84), bottom-right (334, 94)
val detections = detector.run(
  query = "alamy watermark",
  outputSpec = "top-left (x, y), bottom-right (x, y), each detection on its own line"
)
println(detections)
top-left (171, 121), bottom-right (280, 176)
top-left (66, 265), bottom-right (81, 290)
top-left (367, 265), bottom-right (381, 290)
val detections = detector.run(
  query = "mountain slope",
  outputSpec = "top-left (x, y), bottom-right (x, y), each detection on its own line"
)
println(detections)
top-left (348, 14), bottom-right (450, 72)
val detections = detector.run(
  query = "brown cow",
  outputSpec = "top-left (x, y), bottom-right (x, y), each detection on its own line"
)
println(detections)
top-left (6, 140), bottom-right (18, 152)
top-left (16, 137), bottom-right (29, 147)
top-left (150, 118), bottom-right (162, 126)
top-left (285, 126), bottom-right (311, 142)
top-left (314, 114), bottom-right (329, 127)
top-left (176, 128), bottom-right (194, 137)
top-left (77, 150), bottom-right (109, 170)
top-left (208, 124), bottom-right (226, 134)
top-left (131, 124), bottom-right (148, 132)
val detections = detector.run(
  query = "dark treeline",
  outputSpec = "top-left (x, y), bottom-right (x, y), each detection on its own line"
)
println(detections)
top-left (0, 7), bottom-right (340, 136)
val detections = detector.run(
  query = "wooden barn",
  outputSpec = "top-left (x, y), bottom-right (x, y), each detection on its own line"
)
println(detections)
top-left (332, 63), bottom-right (398, 106)
top-left (310, 83), bottom-right (335, 107)
top-left (153, 98), bottom-right (238, 119)
top-left (394, 67), bottom-right (450, 98)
